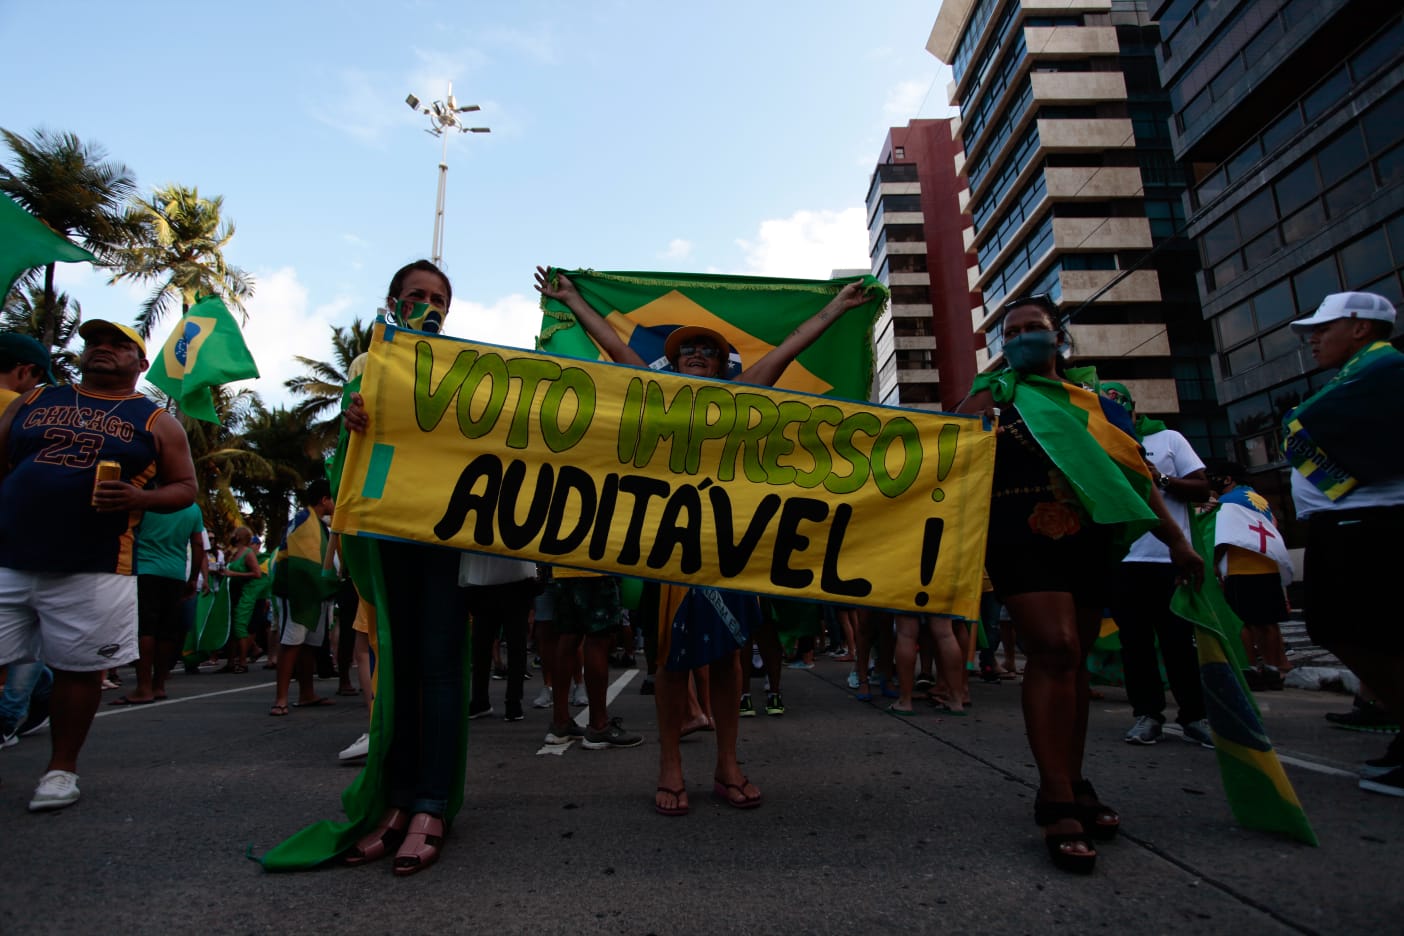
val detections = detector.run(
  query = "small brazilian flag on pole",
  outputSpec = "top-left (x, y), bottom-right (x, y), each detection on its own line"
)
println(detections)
top-left (1172, 509), bottom-right (1317, 845)
top-left (147, 294), bottom-right (259, 423)
top-left (536, 269), bottom-right (888, 402)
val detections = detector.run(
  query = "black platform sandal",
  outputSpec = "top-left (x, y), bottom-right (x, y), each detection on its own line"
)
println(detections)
top-left (1033, 798), bottom-right (1097, 874)
top-left (1072, 779), bottom-right (1120, 841)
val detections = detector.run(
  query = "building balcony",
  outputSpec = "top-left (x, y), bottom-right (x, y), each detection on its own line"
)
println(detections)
top-left (1067, 323), bottom-right (1169, 358)
top-left (1037, 116), bottom-right (1136, 152)
top-left (1058, 268), bottom-right (1162, 304)
top-left (1030, 71), bottom-right (1128, 105)
top-left (889, 272), bottom-right (932, 287)
top-left (890, 303), bottom-right (934, 319)
top-left (894, 335), bottom-right (937, 350)
top-left (1044, 166), bottom-right (1144, 200)
top-left (1024, 24), bottom-right (1118, 58)
top-left (1051, 217), bottom-right (1152, 252)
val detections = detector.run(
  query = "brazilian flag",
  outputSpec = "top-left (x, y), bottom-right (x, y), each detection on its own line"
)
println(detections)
top-left (537, 269), bottom-right (888, 402)
top-left (1172, 509), bottom-right (1317, 845)
top-left (271, 507), bottom-right (335, 627)
top-left (971, 368), bottom-right (1157, 548)
top-left (146, 294), bottom-right (260, 424)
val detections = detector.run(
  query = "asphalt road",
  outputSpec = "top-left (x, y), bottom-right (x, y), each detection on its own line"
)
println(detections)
top-left (2, 658), bottom-right (1399, 935)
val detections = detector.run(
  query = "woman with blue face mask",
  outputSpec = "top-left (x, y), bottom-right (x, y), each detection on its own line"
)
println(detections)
top-left (957, 295), bottom-right (1202, 875)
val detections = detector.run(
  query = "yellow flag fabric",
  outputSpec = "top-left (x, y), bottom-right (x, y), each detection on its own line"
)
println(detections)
top-left (333, 323), bottom-right (996, 618)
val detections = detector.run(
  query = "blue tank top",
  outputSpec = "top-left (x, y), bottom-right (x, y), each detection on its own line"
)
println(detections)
top-left (0, 385), bottom-right (164, 574)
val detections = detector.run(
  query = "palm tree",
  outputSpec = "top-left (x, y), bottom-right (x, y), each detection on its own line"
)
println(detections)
top-left (111, 184), bottom-right (254, 338)
top-left (0, 128), bottom-right (136, 348)
top-left (285, 317), bottom-right (373, 454)
top-left (237, 403), bottom-right (325, 549)
top-left (1, 283), bottom-right (81, 381)
top-left (148, 383), bottom-right (273, 548)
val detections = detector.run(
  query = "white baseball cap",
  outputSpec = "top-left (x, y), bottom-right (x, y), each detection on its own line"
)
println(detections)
top-left (1289, 291), bottom-right (1397, 331)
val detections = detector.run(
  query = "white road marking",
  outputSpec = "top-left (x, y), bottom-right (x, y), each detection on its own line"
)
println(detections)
top-left (96, 680), bottom-right (276, 718)
top-left (1161, 723), bottom-right (1361, 778)
top-left (536, 669), bottom-right (640, 755)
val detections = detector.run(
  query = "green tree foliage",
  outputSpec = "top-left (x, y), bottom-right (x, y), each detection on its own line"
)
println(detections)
top-left (286, 316), bottom-right (372, 455)
top-left (0, 127), bottom-right (135, 349)
top-left (112, 184), bottom-right (254, 338)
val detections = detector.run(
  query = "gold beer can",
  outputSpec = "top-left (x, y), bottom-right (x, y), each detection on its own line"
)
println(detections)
top-left (93, 459), bottom-right (121, 504)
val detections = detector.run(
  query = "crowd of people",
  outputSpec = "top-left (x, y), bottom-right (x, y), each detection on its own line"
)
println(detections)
top-left (0, 267), bottom-right (1399, 880)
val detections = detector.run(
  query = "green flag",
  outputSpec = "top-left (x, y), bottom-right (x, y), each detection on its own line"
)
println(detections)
top-left (0, 192), bottom-right (99, 299)
top-left (971, 368), bottom-right (1158, 548)
top-left (184, 577), bottom-right (231, 659)
top-left (146, 294), bottom-right (259, 423)
top-left (536, 269), bottom-right (888, 402)
top-left (1171, 509), bottom-right (1317, 845)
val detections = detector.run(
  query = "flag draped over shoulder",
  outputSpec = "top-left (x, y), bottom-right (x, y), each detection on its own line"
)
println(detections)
top-left (1213, 490), bottom-right (1292, 584)
top-left (0, 193), bottom-right (98, 299)
top-left (272, 508), bottom-right (332, 627)
top-left (146, 294), bottom-right (260, 424)
top-left (261, 379), bottom-right (471, 871)
top-left (1281, 341), bottom-right (1404, 500)
top-left (1172, 509), bottom-right (1317, 845)
top-left (537, 269), bottom-right (888, 402)
top-left (971, 368), bottom-right (1157, 546)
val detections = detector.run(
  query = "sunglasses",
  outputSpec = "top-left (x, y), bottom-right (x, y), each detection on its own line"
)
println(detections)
top-left (1002, 293), bottom-right (1057, 313)
top-left (677, 343), bottom-right (722, 359)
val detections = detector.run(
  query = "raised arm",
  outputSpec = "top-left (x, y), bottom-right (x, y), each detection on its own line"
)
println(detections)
top-left (738, 281), bottom-right (871, 387)
top-left (535, 266), bottom-right (647, 368)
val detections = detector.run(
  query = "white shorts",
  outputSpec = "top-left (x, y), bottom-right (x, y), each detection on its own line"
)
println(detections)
top-left (0, 567), bottom-right (138, 671)
top-left (278, 599), bottom-right (330, 648)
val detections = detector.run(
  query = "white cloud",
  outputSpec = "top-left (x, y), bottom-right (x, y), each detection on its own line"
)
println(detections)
top-left (884, 78), bottom-right (930, 120)
top-left (144, 265), bottom-right (357, 412)
top-left (734, 207), bottom-right (870, 279)
top-left (447, 293), bottom-right (543, 351)
top-left (661, 238), bottom-right (693, 261)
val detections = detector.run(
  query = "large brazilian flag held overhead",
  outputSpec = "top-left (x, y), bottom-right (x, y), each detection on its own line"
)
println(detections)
top-left (537, 269), bottom-right (888, 402)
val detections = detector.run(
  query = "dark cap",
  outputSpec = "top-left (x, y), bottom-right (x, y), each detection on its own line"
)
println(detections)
top-left (0, 332), bottom-right (57, 385)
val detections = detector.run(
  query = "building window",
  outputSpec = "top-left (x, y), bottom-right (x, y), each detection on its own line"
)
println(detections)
top-left (894, 147), bottom-right (905, 160)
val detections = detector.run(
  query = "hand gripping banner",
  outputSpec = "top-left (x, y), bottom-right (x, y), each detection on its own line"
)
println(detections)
top-left (334, 322), bottom-right (996, 618)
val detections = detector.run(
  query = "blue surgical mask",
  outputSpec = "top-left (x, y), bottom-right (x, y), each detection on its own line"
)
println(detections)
top-left (390, 299), bottom-right (446, 334)
top-left (1003, 330), bottom-right (1058, 373)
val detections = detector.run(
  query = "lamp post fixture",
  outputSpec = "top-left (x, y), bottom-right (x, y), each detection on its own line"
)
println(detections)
top-left (405, 82), bottom-right (490, 267)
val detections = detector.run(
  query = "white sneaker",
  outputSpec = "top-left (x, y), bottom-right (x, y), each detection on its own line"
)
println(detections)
top-left (532, 686), bottom-right (553, 709)
top-left (29, 769), bottom-right (80, 812)
top-left (570, 684), bottom-right (589, 707)
top-left (338, 732), bottom-right (370, 762)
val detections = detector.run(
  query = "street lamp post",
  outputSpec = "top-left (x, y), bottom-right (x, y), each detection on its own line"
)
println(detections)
top-left (405, 82), bottom-right (490, 267)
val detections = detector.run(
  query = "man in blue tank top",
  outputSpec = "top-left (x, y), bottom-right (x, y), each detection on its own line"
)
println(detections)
top-left (0, 319), bottom-right (197, 813)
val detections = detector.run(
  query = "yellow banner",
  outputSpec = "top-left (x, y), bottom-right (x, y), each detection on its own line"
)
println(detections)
top-left (335, 323), bottom-right (996, 617)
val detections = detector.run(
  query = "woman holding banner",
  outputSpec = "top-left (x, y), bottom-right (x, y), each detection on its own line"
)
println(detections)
top-left (956, 294), bottom-right (1202, 874)
top-left (534, 265), bottom-right (871, 817)
top-left (260, 260), bottom-right (471, 876)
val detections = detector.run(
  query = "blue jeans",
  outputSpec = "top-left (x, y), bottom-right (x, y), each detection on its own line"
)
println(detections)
top-left (379, 540), bottom-right (472, 817)
top-left (0, 660), bottom-right (52, 732)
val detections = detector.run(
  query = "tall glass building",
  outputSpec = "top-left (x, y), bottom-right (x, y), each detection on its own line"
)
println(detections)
top-left (928, 0), bottom-right (1229, 457)
top-left (1150, 0), bottom-right (1404, 530)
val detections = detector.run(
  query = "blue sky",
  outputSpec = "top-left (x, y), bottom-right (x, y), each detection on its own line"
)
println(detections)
top-left (0, 1), bottom-right (954, 407)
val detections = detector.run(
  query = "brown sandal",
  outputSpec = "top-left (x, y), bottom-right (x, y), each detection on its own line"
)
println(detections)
top-left (343, 808), bottom-right (409, 866)
top-left (392, 812), bottom-right (445, 876)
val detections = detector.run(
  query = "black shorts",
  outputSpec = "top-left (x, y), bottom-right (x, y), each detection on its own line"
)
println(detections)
top-left (138, 575), bottom-right (188, 642)
top-left (1304, 506), bottom-right (1404, 653)
top-left (1222, 573), bottom-right (1286, 629)
top-left (986, 523), bottom-right (1117, 609)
